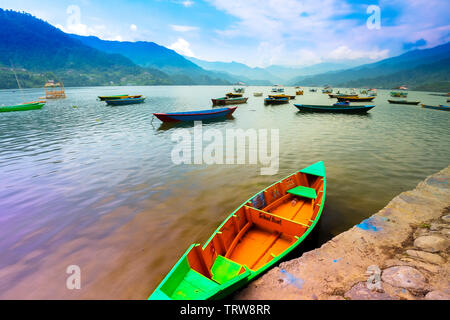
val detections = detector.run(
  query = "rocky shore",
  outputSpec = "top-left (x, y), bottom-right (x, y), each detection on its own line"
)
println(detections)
top-left (236, 166), bottom-right (450, 300)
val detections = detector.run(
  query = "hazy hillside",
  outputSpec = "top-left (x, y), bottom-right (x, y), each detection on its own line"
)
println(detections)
top-left (340, 58), bottom-right (450, 92)
top-left (71, 34), bottom-right (235, 85)
top-left (291, 42), bottom-right (450, 91)
top-left (0, 9), bottom-right (175, 88)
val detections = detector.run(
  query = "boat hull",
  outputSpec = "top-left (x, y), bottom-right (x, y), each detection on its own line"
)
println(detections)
top-left (212, 97), bottom-right (248, 106)
top-left (336, 97), bottom-right (375, 102)
top-left (98, 94), bottom-right (129, 101)
top-left (264, 98), bottom-right (289, 104)
top-left (0, 102), bottom-right (45, 112)
top-left (294, 104), bottom-right (374, 113)
top-left (149, 161), bottom-right (326, 300)
top-left (225, 93), bottom-right (243, 98)
top-left (105, 97), bottom-right (146, 105)
top-left (268, 94), bottom-right (295, 100)
top-left (388, 100), bottom-right (420, 105)
top-left (154, 106), bottom-right (237, 122)
top-left (421, 104), bottom-right (450, 111)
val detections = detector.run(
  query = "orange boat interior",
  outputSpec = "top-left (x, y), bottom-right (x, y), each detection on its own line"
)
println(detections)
top-left (184, 171), bottom-right (325, 282)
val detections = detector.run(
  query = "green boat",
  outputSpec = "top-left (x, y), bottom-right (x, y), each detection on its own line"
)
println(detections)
top-left (98, 94), bottom-right (129, 101)
top-left (0, 102), bottom-right (45, 113)
top-left (149, 161), bottom-right (326, 300)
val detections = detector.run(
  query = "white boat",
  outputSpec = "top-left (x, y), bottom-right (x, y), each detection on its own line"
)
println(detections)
top-left (253, 92), bottom-right (263, 97)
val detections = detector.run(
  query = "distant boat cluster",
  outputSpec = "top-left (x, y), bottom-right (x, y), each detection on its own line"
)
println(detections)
top-left (2, 82), bottom-right (449, 115)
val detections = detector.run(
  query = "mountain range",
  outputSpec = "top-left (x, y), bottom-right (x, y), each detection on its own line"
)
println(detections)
top-left (0, 8), bottom-right (449, 91)
top-left (291, 42), bottom-right (450, 90)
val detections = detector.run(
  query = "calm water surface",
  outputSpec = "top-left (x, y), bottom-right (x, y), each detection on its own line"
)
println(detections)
top-left (0, 86), bottom-right (448, 299)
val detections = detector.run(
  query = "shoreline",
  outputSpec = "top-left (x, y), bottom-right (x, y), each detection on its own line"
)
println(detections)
top-left (235, 165), bottom-right (450, 300)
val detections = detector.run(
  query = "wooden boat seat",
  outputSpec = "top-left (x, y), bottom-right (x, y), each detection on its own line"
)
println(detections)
top-left (287, 186), bottom-right (317, 199)
top-left (211, 255), bottom-right (243, 285)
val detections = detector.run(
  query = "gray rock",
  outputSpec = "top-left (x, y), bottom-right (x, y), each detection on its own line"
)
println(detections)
top-left (381, 266), bottom-right (427, 290)
top-left (425, 290), bottom-right (450, 300)
top-left (344, 282), bottom-right (395, 300)
top-left (406, 250), bottom-right (445, 265)
top-left (414, 235), bottom-right (449, 253)
top-left (441, 214), bottom-right (450, 223)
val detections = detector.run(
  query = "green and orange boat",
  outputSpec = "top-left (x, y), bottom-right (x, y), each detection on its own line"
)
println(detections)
top-left (149, 161), bottom-right (326, 300)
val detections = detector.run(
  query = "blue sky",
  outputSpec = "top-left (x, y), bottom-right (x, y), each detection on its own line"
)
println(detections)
top-left (2, 0), bottom-right (449, 67)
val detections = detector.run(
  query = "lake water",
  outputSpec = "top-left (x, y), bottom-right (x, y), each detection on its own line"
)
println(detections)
top-left (0, 86), bottom-right (448, 299)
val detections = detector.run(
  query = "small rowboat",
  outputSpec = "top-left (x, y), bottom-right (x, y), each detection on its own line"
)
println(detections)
top-left (268, 94), bottom-right (295, 100)
top-left (149, 161), bottom-right (326, 300)
top-left (153, 106), bottom-right (237, 122)
top-left (390, 92), bottom-right (407, 98)
top-left (387, 100), bottom-right (420, 105)
top-left (264, 97), bottom-right (289, 105)
top-left (212, 97), bottom-right (248, 106)
top-left (98, 94), bottom-right (129, 101)
top-left (328, 93), bottom-right (358, 99)
top-left (253, 92), bottom-right (263, 97)
top-left (225, 92), bottom-right (243, 98)
top-left (421, 104), bottom-right (450, 111)
top-left (294, 103), bottom-right (374, 113)
top-left (336, 96), bottom-right (374, 102)
top-left (0, 102), bottom-right (45, 112)
top-left (105, 96), bottom-right (146, 106)
top-left (309, 89), bottom-right (317, 92)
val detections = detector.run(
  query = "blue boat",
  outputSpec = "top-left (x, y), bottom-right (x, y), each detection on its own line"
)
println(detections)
top-left (105, 96), bottom-right (146, 106)
top-left (264, 97), bottom-right (289, 105)
top-left (153, 107), bottom-right (237, 122)
top-left (294, 103), bottom-right (375, 113)
top-left (421, 104), bottom-right (450, 111)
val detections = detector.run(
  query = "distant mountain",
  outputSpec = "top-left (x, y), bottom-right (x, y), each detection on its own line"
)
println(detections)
top-left (186, 57), bottom-right (360, 84)
top-left (291, 42), bottom-right (450, 91)
top-left (0, 9), bottom-right (174, 88)
top-left (341, 58), bottom-right (450, 92)
top-left (185, 57), bottom-right (281, 84)
top-left (70, 34), bottom-right (233, 85)
top-left (267, 62), bottom-right (359, 81)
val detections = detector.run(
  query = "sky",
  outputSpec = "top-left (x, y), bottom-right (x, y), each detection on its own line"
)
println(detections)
top-left (1, 0), bottom-right (449, 67)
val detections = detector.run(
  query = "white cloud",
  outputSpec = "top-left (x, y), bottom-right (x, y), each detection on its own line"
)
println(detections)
top-left (181, 0), bottom-right (194, 7)
top-left (327, 46), bottom-right (389, 61)
top-left (169, 38), bottom-right (195, 57)
top-left (170, 25), bottom-right (199, 32)
top-left (130, 24), bottom-right (138, 31)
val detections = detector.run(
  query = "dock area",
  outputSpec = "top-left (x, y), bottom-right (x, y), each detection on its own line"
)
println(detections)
top-left (236, 166), bottom-right (450, 300)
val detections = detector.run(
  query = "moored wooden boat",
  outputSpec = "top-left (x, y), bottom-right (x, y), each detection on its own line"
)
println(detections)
top-left (98, 94), bottom-right (129, 101)
top-left (105, 96), bottom-right (146, 106)
top-left (153, 106), bottom-right (237, 122)
top-left (294, 103), bottom-right (374, 113)
top-left (268, 94), bottom-right (295, 100)
top-left (225, 92), bottom-right (243, 98)
top-left (264, 97), bottom-right (289, 105)
top-left (336, 96), bottom-right (374, 102)
top-left (387, 100), bottom-right (420, 105)
top-left (328, 93), bottom-right (358, 99)
top-left (421, 104), bottom-right (450, 111)
top-left (212, 97), bottom-right (248, 106)
top-left (390, 91), bottom-right (408, 98)
top-left (149, 161), bottom-right (326, 300)
top-left (0, 102), bottom-right (45, 112)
